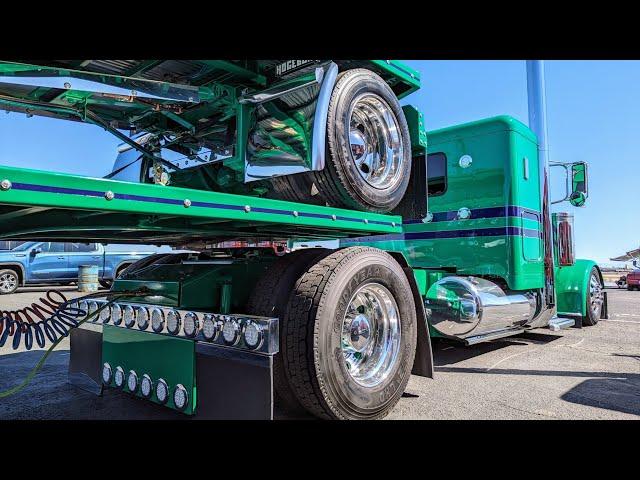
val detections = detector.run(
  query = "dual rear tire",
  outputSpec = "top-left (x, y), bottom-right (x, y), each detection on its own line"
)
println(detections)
top-left (247, 247), bottom-right (417, 419)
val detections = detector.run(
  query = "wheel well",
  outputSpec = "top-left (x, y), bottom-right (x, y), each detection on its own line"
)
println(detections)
top-left (0, 264), bottom-right (23, 285)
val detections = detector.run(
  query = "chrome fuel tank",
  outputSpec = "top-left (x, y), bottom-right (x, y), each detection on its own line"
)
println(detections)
top-left (425, 276), bottom-right (536, 339)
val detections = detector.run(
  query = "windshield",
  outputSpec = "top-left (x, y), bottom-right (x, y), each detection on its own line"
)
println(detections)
top-left (11, 241), bottom-right (38, 252)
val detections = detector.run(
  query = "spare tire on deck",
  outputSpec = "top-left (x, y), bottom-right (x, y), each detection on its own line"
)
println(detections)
top-left (270, 68), bottom-right (412, 213)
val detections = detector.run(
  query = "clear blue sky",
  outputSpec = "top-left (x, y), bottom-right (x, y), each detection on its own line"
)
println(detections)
top-left (0, 60), bottom-right (638, 266)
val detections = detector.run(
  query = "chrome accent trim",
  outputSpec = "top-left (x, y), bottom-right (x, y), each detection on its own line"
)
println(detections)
top-left (311, 61), bottom-right (338, 173)
top-left (464, 328), bottom-right (526, 345)
top-left (548, 317), bottom-right (575, 331)
top-left (93, 299), bottom-right (278, 354)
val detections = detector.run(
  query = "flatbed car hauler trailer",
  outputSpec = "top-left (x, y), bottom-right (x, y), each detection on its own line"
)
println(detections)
top-left (0, 60), bottom-right (607, 419)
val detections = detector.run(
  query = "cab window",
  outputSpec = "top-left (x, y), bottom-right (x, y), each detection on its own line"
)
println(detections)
top-left (427, 152), bottom-right (447, 197)
top-left (40, 242), bottom-right (66, 253)
top-left (67, 243), bottom-right (98, 253)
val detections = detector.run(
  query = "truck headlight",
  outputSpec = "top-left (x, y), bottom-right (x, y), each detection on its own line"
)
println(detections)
top-left (102, 363), bottom-right (112, 385)
top-left (222, 317), bottom-right (240, 346)
top-left (140, 374), bottom-right (153, 398)
top-left (111, 303), bottom-right (122, 325)
top-left (127, 370), bottom-right (138, 393)
top-left (183, 312), bottom-right (200, 338)
top-left (166, 310), bottom-right (181, 335)
top-left (202, 314), bottom-right (220, 342)
top-left (136, 306), bottom-right (150, 330)
top-left (151, 308), bottom-right (165, 333)
top-left (114, 366), bottom-right (125, 388)
top-left (173, 384), bottom-right (188, 410)
top-left (243, 321), bottom-right (263, 350)
top-left (156, 378), bottom-right (169, 404)
top-left (123, 305), bottom-right (136, 328)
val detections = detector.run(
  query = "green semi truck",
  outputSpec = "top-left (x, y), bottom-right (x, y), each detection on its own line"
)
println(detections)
top-left (0, 60), bottom-right (607, 419)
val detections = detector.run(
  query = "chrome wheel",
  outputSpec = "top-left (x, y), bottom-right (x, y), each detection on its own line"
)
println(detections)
top-left (349, 94), bottom-right (404, 191)
top-left (0, 272), bottom-right (17, 293)
top-left (589, 273), bottom-right (604, 318)
top-left (341, 282), bottom-right (401, 388)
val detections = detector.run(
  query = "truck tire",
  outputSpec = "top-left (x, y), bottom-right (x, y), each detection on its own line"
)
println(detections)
top-left (271, 69), bottom-right (412, 213)
top-left (583, 267), bottom-right (604, 326)
top-left (0, 269), bottom-right (19, 294)
top-left (246, 248), bottom-right (331, 414)
top-left (283, 247), bottom-right (417, 419)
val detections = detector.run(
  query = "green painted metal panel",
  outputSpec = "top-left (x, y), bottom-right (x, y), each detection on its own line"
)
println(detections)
top-left (112, 280), bottom-right (180, 306)
top-left (555, 259), bottom-right (598, 317)
top-left (102, 325), bottom-right (197, 415)
top-left (370, 60), bottom-right (421, 98)
top-left (0, 164), bottom-right (402, 244)
top-left (342, 116), bottom-right (544, 291)
top-left (402, 105), bottom-right (428, 153)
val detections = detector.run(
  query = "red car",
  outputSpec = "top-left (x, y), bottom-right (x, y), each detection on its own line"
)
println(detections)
top-left (627, 270), bottom-right (640, 291)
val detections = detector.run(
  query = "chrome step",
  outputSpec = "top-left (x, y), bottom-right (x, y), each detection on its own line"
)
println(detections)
top-left (464, 328), bottom-right (525, 345)
top-left (548, 317), bottom-right (575, 331)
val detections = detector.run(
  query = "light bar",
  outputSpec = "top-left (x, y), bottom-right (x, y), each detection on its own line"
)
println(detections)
top-left (89, 300), bottom-right (278, 354)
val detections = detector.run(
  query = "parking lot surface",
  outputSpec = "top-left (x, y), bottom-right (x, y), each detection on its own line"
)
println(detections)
top-left (1, 287), bottom-right (638, 420)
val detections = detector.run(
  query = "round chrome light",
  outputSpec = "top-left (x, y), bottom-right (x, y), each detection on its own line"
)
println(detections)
top-left (123, 304), bottom-right (136, 328)
top-left (99, 304), bottom-right (111, 324)
top-left (459, 154), bottom-right (473, 168)
top-left (202, 314), bottom-right (220, 342)
top-left (87, 301), bottom-right (98, 321)
top-left (183, 312), bottom-right (200, 338)
top-left (156, 378), bottom-right (169, 404)
top-left (76, 300), bottom-right (88, 320)
top-left (140, 374), bottom-right (153, 398)
top-left (173, 384), bottom-right (189, 410)
top-left (114, 366), bottom-right (125, 388)
top-left (243, 321), bottom-right (263, 350)
top-left (127, 370), bottom-right (138, 393)
top-left (166, 310), bottom-right (181, 335)
top-left (102, 363), bottom-right (112, 384)
top-left (111, 303), bottom-right (122, 325)
top-left (136, 306), bottom-right (150, 330)
top-left (151, 308), bottom-right (165, 333)
top-left (222, 317), bottom-right (241, 346)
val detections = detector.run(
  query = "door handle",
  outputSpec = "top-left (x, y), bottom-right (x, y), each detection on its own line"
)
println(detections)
top-left (57, 256), bottom-right (65, 260)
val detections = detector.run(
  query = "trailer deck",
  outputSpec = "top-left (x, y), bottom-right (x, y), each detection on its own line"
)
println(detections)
top-left (0, 165), bottom-right (402, 245)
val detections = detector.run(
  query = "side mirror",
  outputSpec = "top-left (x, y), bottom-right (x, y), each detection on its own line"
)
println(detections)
top-left (570, 162), bottom-right (588, 205)
top-left (551, 161), bottom-right (589, 207)
top-left (30, 248), bottom-right (41, 256)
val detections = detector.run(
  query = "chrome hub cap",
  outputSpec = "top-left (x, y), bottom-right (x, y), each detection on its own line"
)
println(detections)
top-left (589, 273), bottom-right (604, 317)
top-left (341, 282), bottom-right (401, 388)
top-left (0, 272), bottom-right (17, 293)
top-left (349, 94), bottom-right (404, 190)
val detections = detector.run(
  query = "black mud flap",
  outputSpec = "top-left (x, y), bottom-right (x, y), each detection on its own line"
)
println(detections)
top-left (601, 291), bottom-right (609, 319)
top-left (402, 266), bottom-right (434, 378)
top-left (68, 323), bottom-right (103, 396)
top-left (195, 343), bottom-right (274, 420)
